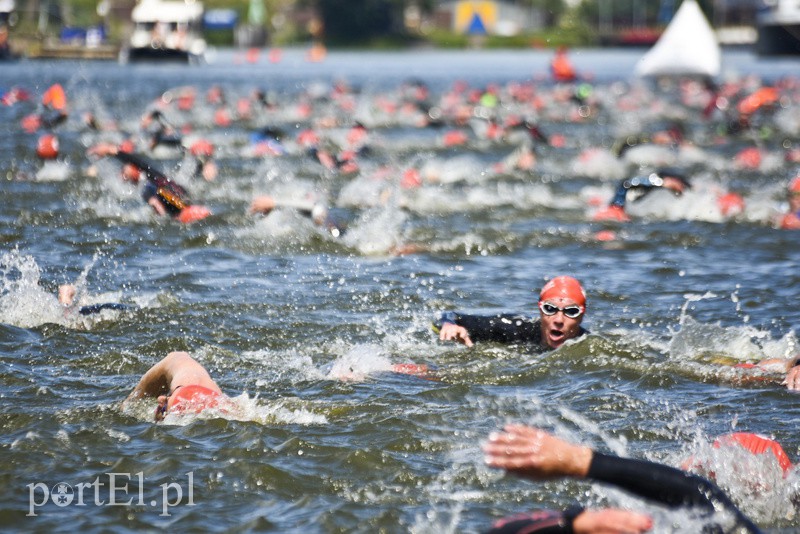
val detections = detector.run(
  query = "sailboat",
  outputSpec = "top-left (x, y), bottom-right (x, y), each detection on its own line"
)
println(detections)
top-left (635, 0), bottom-right (720, 78)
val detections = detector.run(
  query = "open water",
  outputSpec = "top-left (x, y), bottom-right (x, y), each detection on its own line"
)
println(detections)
top-left (1, 47), bottom-right (800, 533)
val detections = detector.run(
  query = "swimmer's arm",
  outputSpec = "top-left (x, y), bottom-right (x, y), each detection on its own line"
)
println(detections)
top-left (432, 311), bottom-right (473, 347)
top-left (126, 362), bottom-right (171, 402)
top-left (147, 196), bottom-right (168, 216)
top-left (782, 355), bottom-right (800, 391)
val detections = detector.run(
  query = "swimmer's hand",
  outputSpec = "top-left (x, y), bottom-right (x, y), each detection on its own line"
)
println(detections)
top-left (782, 364), bottom-right (800, 392)
top-left (438, 322), bottom-right (473, 347)
top-left (87, 142), bottom-right (119, 158)
top-left (483, 424), bottom-right (592, 480)
top-left (249, 195), bottom-right (276, 215)
top-left (573, 509), bottom-right (653, 534)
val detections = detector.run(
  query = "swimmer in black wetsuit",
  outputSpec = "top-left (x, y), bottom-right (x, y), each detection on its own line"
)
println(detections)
top-left (141, 109), bottom-right (183, 152)
top-left (483, 425), bottom-right (761, 534)
top-left (433, 276), bottom-right (588, 350)
top-left (593, 168), bottom-right (690, 222)
top-left (87, 142), bottom-right (210, 223)
top-left (249, 194), bottom-right (345, 238)
top-left (58, 284), bottom-right (134, 316)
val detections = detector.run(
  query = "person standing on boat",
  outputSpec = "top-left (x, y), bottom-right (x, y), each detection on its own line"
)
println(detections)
top-left (433, 276), bottom-right (588, 350)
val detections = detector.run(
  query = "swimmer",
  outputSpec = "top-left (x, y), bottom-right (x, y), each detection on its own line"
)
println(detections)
top-left (734, 354), bottom-right (800, 392)
top-left (684, 431), bottom-right (794, 480)
top-left (58, 283), bottom-right (133, 316)
top-left (593, 168), bottom-right (690, 222)
top-left (87, 142), bottom-right (211, 223)
top-left (141, 109), bottom-right (182, 152)
top-left (22, 83), bottom-right (69, 132)
top-left (433, 275), bottom-right (588, 350)
top-left (125, 351), bottom-right (232, 422)
top-left (777, 176), bottom-right (800, 230)
top-left (250, 193), bottom-right (344, 237)
top-left (484, 425), bottom-right (761, 534)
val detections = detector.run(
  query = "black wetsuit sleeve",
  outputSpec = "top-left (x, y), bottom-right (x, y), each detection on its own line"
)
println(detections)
top-left (588, 453), bottom-right (761, 533)
top-left (434, 312), bottom-right (543, 345)
top-left (112, 152), bottom-right (168, 181)
top-left (610, 174), bottom-right (662, 208)
top-left (40, 108), bottom-right (67, 129)
top-left (78, 303), bottom-right (134, 315)
top-left (485, 507), bottom-right (583, 534)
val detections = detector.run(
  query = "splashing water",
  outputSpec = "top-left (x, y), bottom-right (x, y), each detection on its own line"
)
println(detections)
top-left (0, 249), bottom-right (65, 327)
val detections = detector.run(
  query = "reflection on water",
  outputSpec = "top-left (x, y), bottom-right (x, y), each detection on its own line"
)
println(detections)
top-left (1, 48), bottom-right (800, 532)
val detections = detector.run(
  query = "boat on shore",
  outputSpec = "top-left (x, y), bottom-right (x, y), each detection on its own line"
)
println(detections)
top-left (756, 0), bottom-right (800, 55)
top-left (119, 0), bottom-right (207, 64)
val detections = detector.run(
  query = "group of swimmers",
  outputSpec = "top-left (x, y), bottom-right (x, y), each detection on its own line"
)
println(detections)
top-left (115, 273), bottom-right (796, 533)
top-left (10, 72), bottom-right (800, 236)
top-left (10, 76), bottom-right (800, 531)
top-left (433, 275), bottom-right (797, 533)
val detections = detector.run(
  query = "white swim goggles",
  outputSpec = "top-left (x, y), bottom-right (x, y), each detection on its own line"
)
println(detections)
top-left (538, 301), bottom-right (584, 319)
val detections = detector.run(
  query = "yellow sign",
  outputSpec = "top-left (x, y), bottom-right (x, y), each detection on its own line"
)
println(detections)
top-left (455, 1), bottom-right (497, 35)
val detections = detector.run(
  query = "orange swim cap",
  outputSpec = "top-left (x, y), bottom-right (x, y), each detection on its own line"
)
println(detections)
top-left (178, 204), bottom-right (211, 224)
top-left (789, 176), bottom-right (800, 194)
top-left (36, 134), bottom-right (59, 159)
top-left (119, 140), bottom-right (135, 153)
top-left (167, 384), bottom-right (222, 414)
top-left (189, 139), bottom-right (214, 158)
top-left (42, 83), bottom-right (67, 111)
top-left (122, 163), bottom-right (141, 184)
top-left (539, 276), bottom-right (586, 307)
top-left (714, 432), bottom-right (793, 475)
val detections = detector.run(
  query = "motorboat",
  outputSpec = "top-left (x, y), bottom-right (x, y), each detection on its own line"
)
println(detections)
top-left (756, 0), bottom-right (800, 55)
top-left (120, 0), bottom-right (207, 63)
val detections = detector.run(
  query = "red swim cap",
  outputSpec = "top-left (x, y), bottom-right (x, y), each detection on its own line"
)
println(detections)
top-left (122, 163), bottom-right (141, 183)
top-left (167, 384), bottom-right (222, 414)
top-left (178, 204), bottom-right (211, 224)
top-left (714, 432), bottom-right (793, 475)
top-left (539, 276), bottom-right (586, 307)
top-left (36, 134), bottom-right (59, 159)
top-left (119, 140), bottom-right (135, 153)
top-left (789, 176), bottom-right (800, 194)
top-left (189, 139), bottom-right (214, 158)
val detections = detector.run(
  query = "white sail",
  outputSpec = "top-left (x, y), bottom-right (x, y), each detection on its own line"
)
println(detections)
top-left (635, 0), bottom-right (720, 78)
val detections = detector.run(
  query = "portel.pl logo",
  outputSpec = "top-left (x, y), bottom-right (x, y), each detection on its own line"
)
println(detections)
top-left (27, 472), bottom-right (195, 517)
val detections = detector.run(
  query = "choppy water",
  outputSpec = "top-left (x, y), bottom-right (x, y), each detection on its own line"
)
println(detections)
top-left (1, 47), bottom-right (800, 533)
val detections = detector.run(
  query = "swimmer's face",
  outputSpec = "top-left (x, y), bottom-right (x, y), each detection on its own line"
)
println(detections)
top-left (539, 297), bottom-right (584, 349)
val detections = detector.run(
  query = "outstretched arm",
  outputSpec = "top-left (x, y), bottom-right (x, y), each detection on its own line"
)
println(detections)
top-left (126, 351), bottom-right (221, 402)
top-left (782, 356), bottom-right (800, 390)
top-left (484, 425), bottom-right (760, 533)
top-left (484, 424), bottom-right (592, 479)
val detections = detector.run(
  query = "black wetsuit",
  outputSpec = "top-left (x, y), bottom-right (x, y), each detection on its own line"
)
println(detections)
top-left (610, 173), bottom-right (670, 209)
top-left (78, 303), bottom-right (133, 315)
top-left (608, 169), bottom-right (689, 211)
top-left (39, 108), bottom-right (68, 129)
top-left (433, 311), bottom-right (587, 348)
top-left (488, 452), bottom-right (761, 534)
top-left (112, 152), bottom-right (190, 218)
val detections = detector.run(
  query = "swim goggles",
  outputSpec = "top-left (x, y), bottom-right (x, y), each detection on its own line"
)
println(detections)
top-left (539, 301), bottom-right (584, 319)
